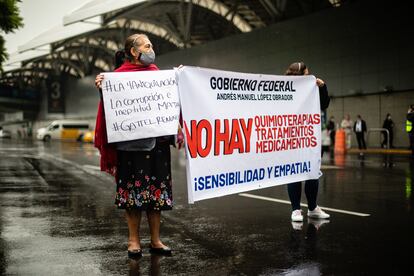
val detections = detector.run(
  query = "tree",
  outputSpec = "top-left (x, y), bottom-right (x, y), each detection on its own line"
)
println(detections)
top-left (0, 0), bottom-right (23, 72)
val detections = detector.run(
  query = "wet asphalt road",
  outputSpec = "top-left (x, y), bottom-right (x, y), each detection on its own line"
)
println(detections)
top-left (1, 139), bottom-right (414, 275)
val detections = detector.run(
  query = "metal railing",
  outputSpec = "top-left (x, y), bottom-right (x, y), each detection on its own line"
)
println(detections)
top-left (367, 128), bottom-right (389, 149)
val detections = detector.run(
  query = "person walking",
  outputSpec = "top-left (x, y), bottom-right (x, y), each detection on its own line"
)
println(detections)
top-left (284, 62), bottom-right (331, 222)
top-left (381, 113), bottom-right (394, 148)
top-left (353, 115), bottom-right (367, 150)
top-left (341, 114), bottom-right (353, 149)
top-left (407, 105), bottom-right (414, 156)
top-left (94, 34), bottom-right (182, 258)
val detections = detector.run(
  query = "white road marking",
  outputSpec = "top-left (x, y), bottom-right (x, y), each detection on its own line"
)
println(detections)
top-left (239, 193), bottom-right (371, 217)
top-left (320, 165), bottom-right (341, 169)
top-left (82, 165), bottom-right (101, 170)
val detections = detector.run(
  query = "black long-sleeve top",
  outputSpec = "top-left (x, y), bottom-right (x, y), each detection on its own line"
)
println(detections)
top-left (319, 84), bottom-right (330, 110)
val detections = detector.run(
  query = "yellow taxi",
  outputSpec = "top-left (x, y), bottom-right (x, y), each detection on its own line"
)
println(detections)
top-left (82, 130), bottom-right (95, 143)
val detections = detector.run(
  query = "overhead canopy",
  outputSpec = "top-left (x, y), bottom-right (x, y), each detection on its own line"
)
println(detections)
top-left (5, 50), bottom-right (49, 66)
top-left (18, 19), bottom-right (102, 53)
top-left (63, 0), bottom-right (252, 32)
top-left (2, 66), bottom-right (19, 73)
top-left (2, 0), bottom-right (346, 88)
top-left (63, 0), bottom-right (146, 26)
top-left (2, 50), bottom-right (50, 73)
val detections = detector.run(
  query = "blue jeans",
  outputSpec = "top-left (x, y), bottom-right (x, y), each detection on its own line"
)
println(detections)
top-left (287, 179), bottom-right (319, 211)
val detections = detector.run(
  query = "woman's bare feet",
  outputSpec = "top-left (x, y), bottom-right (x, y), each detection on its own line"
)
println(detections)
top-left (150, 240), bottom-right (168, 249)
top-left (149, 240), bottom-right (171, 255)
top-left (128, 239), bottom-right (141, 251)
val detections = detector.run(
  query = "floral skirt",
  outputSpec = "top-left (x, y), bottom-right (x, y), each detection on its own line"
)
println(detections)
top-left (115, 141), bottom-right (173, 211)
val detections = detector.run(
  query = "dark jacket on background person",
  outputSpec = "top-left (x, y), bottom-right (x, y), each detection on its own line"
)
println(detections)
top-left (407, 111), bottom-right (414, 155)
top-left (382, 118), bottom-right (394, 131)
top-left (327, 119), bottom-right (335, 132)
top-left (381, 116), bottom-right (394, 148)
top-left (407, 112), bottom-right (414, 133)
top-left (353, 120), bottom-right (367, 133)
top-left (319, 84), bottom-right (330, 110)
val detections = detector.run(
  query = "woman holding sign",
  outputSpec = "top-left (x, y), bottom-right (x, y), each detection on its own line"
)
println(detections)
top-left (285, 62), bottom-right (330, 223)
top-left (95, 34), bottom-right (181, 258)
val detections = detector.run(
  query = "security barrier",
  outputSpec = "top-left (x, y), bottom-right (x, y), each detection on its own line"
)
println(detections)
top-left (367, 128), bottom-right (389, 149)
top-left (334, 129), bottom-right (346, 154)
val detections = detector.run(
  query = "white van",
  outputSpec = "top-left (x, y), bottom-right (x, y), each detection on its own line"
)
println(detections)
top-left (36, 120), bottom-right (91, 142)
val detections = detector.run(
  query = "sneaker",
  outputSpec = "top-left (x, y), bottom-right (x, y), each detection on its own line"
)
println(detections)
top-left (291, 221), bottom-right (303, 231)
top-left (291, 209), bottom-right (303, 222)
top-left (307, 206), bottom-right (330, 219)
top-left (307, 218), bottom-right (330, 230)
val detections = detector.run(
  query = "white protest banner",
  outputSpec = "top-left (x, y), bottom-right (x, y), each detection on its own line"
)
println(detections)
top-left (177, 66), bottom-right (322, 203)
top-left (101, 70), bottom-right (180, 143)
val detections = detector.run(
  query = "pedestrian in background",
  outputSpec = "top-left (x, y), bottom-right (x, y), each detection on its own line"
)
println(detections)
top-left (94, 34), bottom-right (182, 258)
top-left (381, 113), bottom-right (394, 148)
top-left (327, 116), bottom-right (336, 150)
top-left (353, 115), bottom-right (367, 150)
top-left (284, 62), bottom-right (331, 223)
top-left (407, 105), bottom-right (414, 156)
top-left (341, 114), bottom-right (353, 149)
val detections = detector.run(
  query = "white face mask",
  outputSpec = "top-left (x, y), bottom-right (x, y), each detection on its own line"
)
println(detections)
top-left (138, 51), bottom-right (155, 65)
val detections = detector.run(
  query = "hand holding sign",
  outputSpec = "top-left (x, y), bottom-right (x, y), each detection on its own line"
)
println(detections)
top-left (95, 74), bottom-right (104, 89)
top-left (177, 125), bottom-right (184, 149)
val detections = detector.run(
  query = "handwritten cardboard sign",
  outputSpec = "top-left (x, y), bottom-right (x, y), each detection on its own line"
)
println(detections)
top-left (101, 70), bottom-right (180, 143)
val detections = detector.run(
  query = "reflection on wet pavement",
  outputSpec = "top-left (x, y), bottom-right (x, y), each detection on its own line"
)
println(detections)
top-left (1, 139), bottom-right (414, 275)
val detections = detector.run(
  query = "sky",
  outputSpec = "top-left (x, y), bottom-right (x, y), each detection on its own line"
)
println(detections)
top-left (3, 0), bottom-right (87, 58)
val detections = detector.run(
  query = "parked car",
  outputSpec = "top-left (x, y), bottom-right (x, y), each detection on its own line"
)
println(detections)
top-left (36, 120), bottom-right (90, 142)
top-left (0, 128), bottom-right (11, 139)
